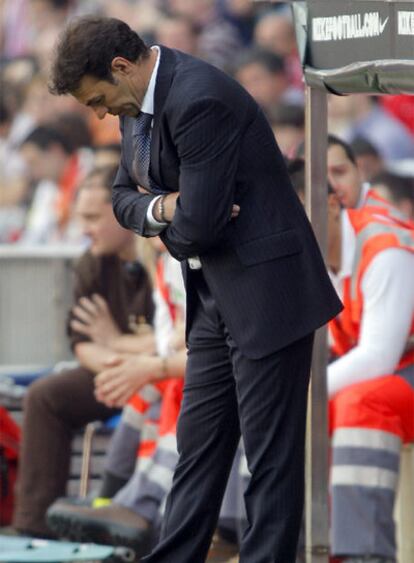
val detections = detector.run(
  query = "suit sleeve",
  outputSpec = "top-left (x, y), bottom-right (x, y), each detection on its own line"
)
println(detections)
top-left (161, 97), bottom-right (242, 259)
top-left (112, 119), bottom-right (158, 236)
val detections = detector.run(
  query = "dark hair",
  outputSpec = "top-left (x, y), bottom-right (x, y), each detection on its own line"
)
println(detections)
top-left (371, 171), bottom-right (414, 206)
top-left (233, 48), bottom-right (285, 77)
top-left (52, 112), bottom-right (93, 151)
top-left (268, 103), bottom-right (304, 129)
top-left (287, 157), bottom-right (335, 196)
top-left (79, 165), bottom-right (119, 201)
top-left (49, 16), bottom-right (150, 95)
top-left (47, 0), bottom-right (72, 9)
top-left (21, 125), bottom-right (73, 154)
top-left (0, 93), bottom-right (10, 125)
top-left (350, 136), bottom-right (381, 158)
top-left (327, 134), bottom-right (356, 165)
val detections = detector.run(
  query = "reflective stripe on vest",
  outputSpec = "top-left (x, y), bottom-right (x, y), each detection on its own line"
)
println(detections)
top-left (364, 189), bottom-right (410, 223)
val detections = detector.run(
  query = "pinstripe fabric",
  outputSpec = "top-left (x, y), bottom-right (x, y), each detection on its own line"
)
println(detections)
top-left (112, 47), bottom-right (342, 360)
top-left (144, 275), bottom-right (314, 563)
top-left (112, 46), bottom-right (340, 563)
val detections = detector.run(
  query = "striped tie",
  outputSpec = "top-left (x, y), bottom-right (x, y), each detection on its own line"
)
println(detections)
top-left (132, 112), bottom-right (163, 194)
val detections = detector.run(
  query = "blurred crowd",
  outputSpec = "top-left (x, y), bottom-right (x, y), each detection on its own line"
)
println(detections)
top-left (1, 0), bottom-right (413, 246)
top-left (1, 3), bottom-right (414, 562)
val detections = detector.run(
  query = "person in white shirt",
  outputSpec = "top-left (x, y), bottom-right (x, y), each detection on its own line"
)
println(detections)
top-left (289, 157), bottom-right (414, 563)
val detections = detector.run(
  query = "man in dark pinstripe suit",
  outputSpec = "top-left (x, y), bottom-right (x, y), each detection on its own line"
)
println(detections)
top-left (50, 16), bottom-right (342, 563)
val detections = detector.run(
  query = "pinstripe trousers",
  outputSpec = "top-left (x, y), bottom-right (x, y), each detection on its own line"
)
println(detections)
top-left (143, 270), bottom-right (314, 563)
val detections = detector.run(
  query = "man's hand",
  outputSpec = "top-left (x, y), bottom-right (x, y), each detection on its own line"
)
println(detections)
top-left (94, 355), bottom-right (161, 407)
top-left (71, 294), bottom-right (122, 347)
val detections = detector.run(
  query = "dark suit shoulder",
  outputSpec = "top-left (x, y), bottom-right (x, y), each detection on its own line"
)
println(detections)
top-left (162, 48), bottom-right (256, 125)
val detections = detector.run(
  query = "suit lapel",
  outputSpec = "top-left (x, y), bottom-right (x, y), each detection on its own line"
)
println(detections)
top-left (150, 46), bottom-right (177, 189)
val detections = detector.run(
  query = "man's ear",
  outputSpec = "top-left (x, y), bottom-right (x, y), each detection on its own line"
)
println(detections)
top-left (111, 57), bottom-right (132, 75)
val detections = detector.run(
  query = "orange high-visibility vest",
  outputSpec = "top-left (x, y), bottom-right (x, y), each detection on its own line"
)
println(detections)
top-left (329, 206), bottom-right (414, 371)
top-left (364, 188), bottom-right (414, 225)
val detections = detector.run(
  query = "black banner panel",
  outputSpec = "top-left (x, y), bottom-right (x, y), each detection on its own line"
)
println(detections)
top-left (292, 0), bottom-right (414, 94)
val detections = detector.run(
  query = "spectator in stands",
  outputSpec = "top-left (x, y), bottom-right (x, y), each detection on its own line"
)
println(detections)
top-left (233, 47), bottom-right (303, 116)
top-left (0, 59), bottom-right (38, 214)
top-left (46, 246), bottom-right (186, 558)
top-left (19, 124), bottom-right (90, 244)
top-left (290, 158), bottom-right (414, 563)
top-left (253, 10), bottom-right (303, 91)
top-left (167, 0), bottom-right (244, 70)
top-left (52, 112), bottom-right (93, 153)
top-left (328, 94), bottom-right (414, 164)
top-left (350, 137), bottom-right (385, 183)
top-left (12, 165), bottom-right (155, 538)
top-left (370, 171), bottom-right (414, 222)
top-left (380, 94), bottom-right (414, 135)
top-left (46, 243), bottom-right (240, 560)
top-left (153, 14), bottom-right (199, 56)
top-left (0, 90), bottom-right (29, 241)
top-left (327, 135), bottom-right (413, 224)
top-left (216, 0), bottom-right (256, 46)
top-left (268, 103), bottom-right (304, 158)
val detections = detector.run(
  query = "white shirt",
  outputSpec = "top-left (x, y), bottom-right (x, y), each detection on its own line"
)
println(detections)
top-left (328, 211), bottom-right (414, 397)
top-left (139, 46), bottom-right (166, 236)
top-left (141, 47), bottom-right (202, 269)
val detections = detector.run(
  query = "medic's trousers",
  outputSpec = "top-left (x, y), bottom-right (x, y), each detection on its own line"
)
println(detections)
top-left (107, 379), bottom-right (183, 527)
top-left (329, 367), bottom-right (414, 559)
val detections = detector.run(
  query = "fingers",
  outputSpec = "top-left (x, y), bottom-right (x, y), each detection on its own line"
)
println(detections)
top-left (91, 294), bottom-right (109, 312)
top-left (79, 297), bottom-right (99, 315)
top-left (72, 304), bottom-right (93, 324)
top-left (72, 294), bottom-right (108, 323)
top-left (103, 355), bottom-right (122, 368)
top-left (94, 373), bottom-right (132, 408)
top-left (70, 319), bottom-right (91, 336)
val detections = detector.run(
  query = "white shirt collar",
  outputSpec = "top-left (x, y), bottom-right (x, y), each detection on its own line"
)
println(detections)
top-left (140, 46), bottom-right (161, 116)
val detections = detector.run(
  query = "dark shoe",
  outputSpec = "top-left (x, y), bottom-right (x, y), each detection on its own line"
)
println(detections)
top-left (46, 500), bottom-right (154, 558)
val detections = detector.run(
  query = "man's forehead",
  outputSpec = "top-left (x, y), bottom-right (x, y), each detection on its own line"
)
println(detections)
top-left (327, 145), bottom-right (350, 166)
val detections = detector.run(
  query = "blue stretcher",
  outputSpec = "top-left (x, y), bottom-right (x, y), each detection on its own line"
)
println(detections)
top-left (0, 536), bottom-right (135, 562)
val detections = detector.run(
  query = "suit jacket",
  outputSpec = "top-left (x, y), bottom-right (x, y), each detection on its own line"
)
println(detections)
top-left (113, 46), bottom-right (342, 359)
